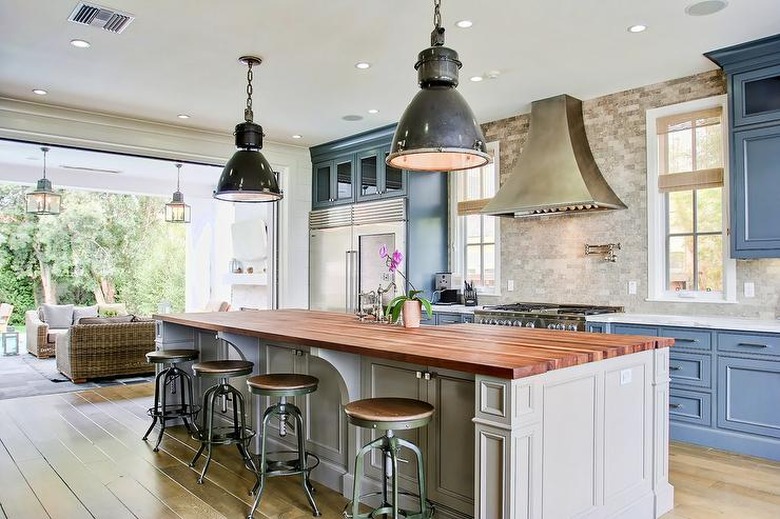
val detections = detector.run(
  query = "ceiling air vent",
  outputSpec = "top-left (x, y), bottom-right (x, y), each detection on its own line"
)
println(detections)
top-left (67, 2), bottom-right (135, 34)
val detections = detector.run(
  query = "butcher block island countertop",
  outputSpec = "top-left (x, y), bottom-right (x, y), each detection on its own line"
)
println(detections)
top-left (155, 308), bottom-right (672, 380)
top-left (155, 308), bottom-right (675, 519)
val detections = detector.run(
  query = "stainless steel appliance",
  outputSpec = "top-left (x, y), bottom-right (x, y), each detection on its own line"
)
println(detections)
top-left (474, 302), bottom-right (623, 331)
top-left (435, 272), bottom-right (452, 290)
top-left (309, 199), bottom-right (405, 313)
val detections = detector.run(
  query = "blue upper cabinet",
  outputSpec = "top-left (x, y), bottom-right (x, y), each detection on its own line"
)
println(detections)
top-left (311, 125), bottom-right (408, 210)
top-left (356, 145), bottom-right (407, 202)
top-left (706, 34), bottom-right (780, 258)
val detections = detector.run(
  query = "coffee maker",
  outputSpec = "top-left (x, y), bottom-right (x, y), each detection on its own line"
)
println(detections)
top-left (435, 272), bottom-right (462, 304)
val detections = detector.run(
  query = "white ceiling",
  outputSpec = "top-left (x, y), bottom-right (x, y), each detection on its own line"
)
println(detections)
top-left (1, 0), bottom-right (779, 150)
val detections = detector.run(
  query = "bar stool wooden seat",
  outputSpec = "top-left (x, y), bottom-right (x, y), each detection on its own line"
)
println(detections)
top-left (246, 373), bottom-right (321, 518)
top-left (142, 349), bottom-right (200, 451)
top-left (344, 397), bottom-right (435, 519)
top-left (189, 359), bottom-right (255, 484)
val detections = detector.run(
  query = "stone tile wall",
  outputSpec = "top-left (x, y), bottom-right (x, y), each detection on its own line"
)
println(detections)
top-left (480, 70), bottom-right (780, 319)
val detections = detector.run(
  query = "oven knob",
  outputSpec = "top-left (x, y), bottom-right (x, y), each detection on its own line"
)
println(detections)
top-left (556, 323), bottom-right (565, 330)
top-left (525, 322), bottom-right (535, 328)
top-left (512, 320), bottom-right (522, 326)
top-left (568, 324), bottom-right (578, 331)
top-left (547, 324), bottom-right (556, 330)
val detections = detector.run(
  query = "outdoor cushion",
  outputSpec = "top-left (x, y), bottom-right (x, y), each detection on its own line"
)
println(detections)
top-left (73, 304), bottom-right (99, 323)
top-left (78, 315), bottom-right (134, 325)
top-left (46, 328), bottom-right (69, 343)
top-left (98, 303), bottom-right (128, 317)
top-left (41, 304), bottom-right (74, 328)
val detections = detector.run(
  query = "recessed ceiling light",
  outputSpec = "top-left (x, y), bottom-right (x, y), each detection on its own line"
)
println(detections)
top-left (368, 109), bottom-right (379, 114)
top-left (342, 115), bottom-right (363, 121)
top-left (685, 0), bottom-right (728, 16)
top-left (32, 88), bottom-right (48, 95)
top-left (292, 134), bottom-right (303, 139)
top-left (486, 70), bottom-right (501, 79)
top-left (627, 24), bottom-right (647, 33)
top-left (455, 20), bottom-right (473, 28)
top-left (469, 75), bottom-right (484, 82)
top-left (70, 39), bottom-right (91, 48)
top-left (355, 62), bottom-right (371, 70)
top-left (177, 114), bottom-right (190, 119)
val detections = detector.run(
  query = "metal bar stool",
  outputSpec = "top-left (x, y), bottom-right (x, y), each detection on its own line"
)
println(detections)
top-left (189, 359), bottom-right (255, 484)
top-left (142, 349), bottom-right (200, 451)
top-left (344, 397), bottom-right (435, 519)
top-left (246, 373), bottom-right (321, 518)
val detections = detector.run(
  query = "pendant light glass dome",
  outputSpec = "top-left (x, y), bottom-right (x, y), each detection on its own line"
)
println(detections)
top-left (26, 146), bottom-right (62, 215)
top-left (214, 56), bottom-right (283, 202)
top-left (164, 163), bottom-right (191, 223)
top-left (387, 0), bottom-right (491, 172)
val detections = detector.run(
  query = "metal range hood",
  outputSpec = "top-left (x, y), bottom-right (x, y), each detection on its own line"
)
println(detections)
top-left (481, 94), bottom-right (626, 218)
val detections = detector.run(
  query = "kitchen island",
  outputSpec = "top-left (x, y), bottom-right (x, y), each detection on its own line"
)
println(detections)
top-left (155, 309), bottom-right (674, 519)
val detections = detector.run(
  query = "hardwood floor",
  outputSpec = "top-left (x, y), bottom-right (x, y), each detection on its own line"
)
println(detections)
top-left (0, 383), bottom-right (777, 518)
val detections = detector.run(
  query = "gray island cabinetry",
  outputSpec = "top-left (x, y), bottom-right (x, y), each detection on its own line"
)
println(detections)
top-left (156, 309), bottom-right (674, 519)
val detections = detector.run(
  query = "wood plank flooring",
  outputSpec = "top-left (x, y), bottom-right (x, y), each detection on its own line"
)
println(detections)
top-left (0, 383), bottom-right (778, 518)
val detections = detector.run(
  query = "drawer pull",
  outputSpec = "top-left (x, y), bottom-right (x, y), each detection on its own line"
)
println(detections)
top-left (669, 366), bottom-right (682, 371)
top-left (669, 403), bottom-right (683, 409)
top-left (675, 338), bottom-right (699, 343)
top-left (737, 342), bottom-right (768, 349)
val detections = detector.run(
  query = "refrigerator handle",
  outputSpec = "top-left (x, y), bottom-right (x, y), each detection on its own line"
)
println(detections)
top-left (345, 250), bottom-right (351, 313)
top-left (347, 250), bottom-right (358, 313)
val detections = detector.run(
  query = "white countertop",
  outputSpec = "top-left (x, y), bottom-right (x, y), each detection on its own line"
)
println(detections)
top-left (586, 313), bottom-right (780, 334)
top-left (431, 304), bottom-right (483, 314)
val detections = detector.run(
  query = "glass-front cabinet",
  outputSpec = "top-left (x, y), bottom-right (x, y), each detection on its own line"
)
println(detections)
top-left (313, 155), bottom-right (355, 207)
top-left (356, 146), bottom-right (406, 202)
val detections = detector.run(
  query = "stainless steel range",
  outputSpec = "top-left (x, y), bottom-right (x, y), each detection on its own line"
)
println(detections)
top-left (474, 302), bottom-right (623, 331)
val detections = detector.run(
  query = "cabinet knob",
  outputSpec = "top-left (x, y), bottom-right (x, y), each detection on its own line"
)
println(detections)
top-left (416, 371), bottom-right (423, 379)
top-left (424, 372), bottom-right (431, 381)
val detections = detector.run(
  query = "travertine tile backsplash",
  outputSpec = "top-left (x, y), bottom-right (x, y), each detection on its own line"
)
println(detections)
top-left (480, 70), bottom-right (780, 319)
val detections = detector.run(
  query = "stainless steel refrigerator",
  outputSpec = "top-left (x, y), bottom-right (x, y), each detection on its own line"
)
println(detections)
top-left (309, 199), bottom-right (406, 313)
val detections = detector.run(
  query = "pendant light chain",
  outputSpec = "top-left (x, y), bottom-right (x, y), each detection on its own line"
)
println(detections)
top-left (431, 0), bottom-right (445, 46)
top-left (175, 163), bottom-right (182, 191)
top-left (244, 61), bottom-right (254, 122)
top-left (41, 147), bottom-right (49, 179)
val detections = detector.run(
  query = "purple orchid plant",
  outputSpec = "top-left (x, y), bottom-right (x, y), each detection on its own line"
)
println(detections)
top-left (379, 244), bottom-right (433, 322)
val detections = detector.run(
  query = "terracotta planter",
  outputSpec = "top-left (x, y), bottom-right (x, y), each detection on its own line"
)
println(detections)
top-left (402, 300), bottom-right (422, 328)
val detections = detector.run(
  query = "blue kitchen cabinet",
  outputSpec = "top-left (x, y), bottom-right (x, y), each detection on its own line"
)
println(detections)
top-left (706, 34), bottom-right (780, 258)
top-left (356, 145), bottom-right (407, 202)
top-left (591, 319), bottom-right (780, 460)
top-left (717, 356), bottom-right (780, 440)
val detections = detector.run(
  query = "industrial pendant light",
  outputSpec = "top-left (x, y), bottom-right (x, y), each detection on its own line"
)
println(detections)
top-left (387, 0), bottom-right (491, 172)
top-left (213, 56), bottom-right (282, 202)
top-left (164, 163), bottom-right (191, 223)
top-left (26, 146), bottom-right (62, 215)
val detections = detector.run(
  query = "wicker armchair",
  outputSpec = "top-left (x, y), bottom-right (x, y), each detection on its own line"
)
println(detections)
top-left (55, 319), bottom-right (156, 383)
top-left (25, 309), bottom-right (67, 358)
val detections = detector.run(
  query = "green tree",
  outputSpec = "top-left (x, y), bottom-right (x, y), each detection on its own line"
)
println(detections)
top-left (0, 184), bottom-right (185, 316)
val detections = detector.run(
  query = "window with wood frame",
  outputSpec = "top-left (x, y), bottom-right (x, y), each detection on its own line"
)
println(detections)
top-left (450, 141), bottom-right (500, 293)
top-left (646, 96), bottom-right (735, 302)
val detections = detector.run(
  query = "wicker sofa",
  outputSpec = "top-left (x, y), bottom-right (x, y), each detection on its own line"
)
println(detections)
top-left (55, 318), bottom-right (156, 383)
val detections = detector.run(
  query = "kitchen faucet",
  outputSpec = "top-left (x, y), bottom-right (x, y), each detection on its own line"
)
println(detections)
top-left (376, 281), bottom-right (396, 322)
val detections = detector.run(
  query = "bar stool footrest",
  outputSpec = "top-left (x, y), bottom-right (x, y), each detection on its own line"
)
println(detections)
top-left (250, 449), bottom-right (320, 478)
top-left (192, 426), bottom-right (255, 445)
top-left (147, 403), bottom-right (200, 420)
top-left (342, 491), bottom-right (434, 519)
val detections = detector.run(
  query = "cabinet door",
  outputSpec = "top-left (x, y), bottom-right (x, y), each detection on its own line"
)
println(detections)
top-left (426, 368), bottom-right (475, 515)
top-left (357, 149), bottom-right (381, 201)
top-left (732, 64), bottom-right (780, 127)
top-left (333, 156), bottom-right (355, 205)
top-left (313, 160), bottom-right (334, 208)
top-left (717, 356), bottom-right (780, 440)
top-left (382, 148), bottom-right (406, 198)
top-left (436, 312), bottom-right (463, 325)
top-left (612, 324), bottom-right (658, 336)
top-left (361, 358), bottom-right (427, 489)
top-left (731, 125), bottom-right (780, 257)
